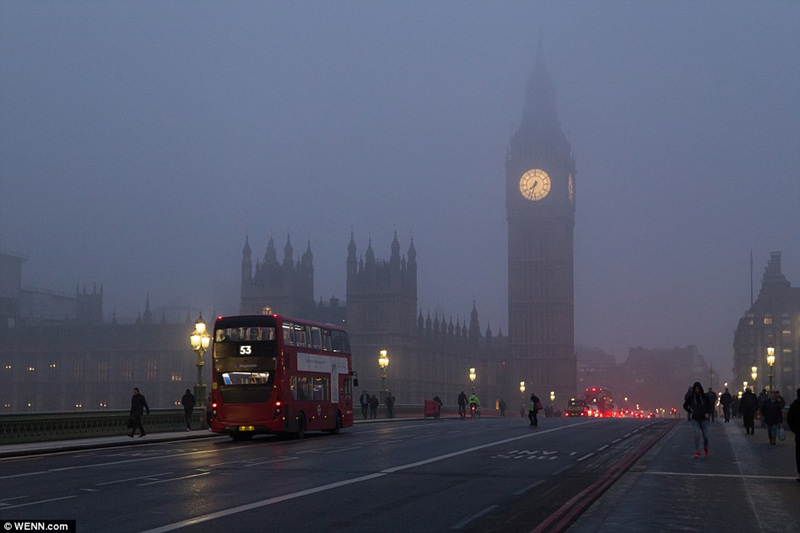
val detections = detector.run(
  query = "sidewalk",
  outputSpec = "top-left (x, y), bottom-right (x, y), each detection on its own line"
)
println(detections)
top-left (569, 419), bottom-right (800, 532)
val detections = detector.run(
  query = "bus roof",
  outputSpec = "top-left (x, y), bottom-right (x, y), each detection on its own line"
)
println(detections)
top-left (214, 314), bottom-right (347, 332)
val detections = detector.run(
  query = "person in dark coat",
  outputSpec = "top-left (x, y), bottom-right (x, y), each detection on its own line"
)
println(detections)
top-left (761, 390), bottom-right (784, 445)
top-left (359, 390), bottom-right (370, 420)
top-left (740, 387), bottom-right (758, 435)
top-left (458, 391), bottom-right (468, 419)
top-left (527, 393), bottom-right (541, 427)
top-left (129, 387), bottom-right (150, 437)
top-left (757, 389), bottom-right (768, 426)
top-left (683, 382), bottom-right (712, 457)
top-left (385, 391), bottom-right (395, 418)
top-left (181, 389), bottom-right (195, 430)
top-left (720, 387), bottom-right (733, 422)
top-left (369, 394), bottom-right (379, 419)
top-left (706, 388), bottom-right (717, 422)
top-left (786, 388), bottom-right (800, 483)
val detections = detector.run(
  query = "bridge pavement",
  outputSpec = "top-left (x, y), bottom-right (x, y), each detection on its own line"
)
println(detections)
top-left (568, 418), bottom-right (800, 532)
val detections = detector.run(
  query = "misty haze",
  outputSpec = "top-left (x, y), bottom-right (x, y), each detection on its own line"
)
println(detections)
top-left (1, 2), bottom-right (798, 415)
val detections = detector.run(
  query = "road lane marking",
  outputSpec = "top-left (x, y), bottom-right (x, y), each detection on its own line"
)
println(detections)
top-left (139, 420), bottom-right (601, 533)
top-left (450, 504), bottom-right (499, 530)
top-left (139, 472), bottom-right (387, 533)
top-left (95, 473), bottom-right (173, 486)
top-left (597, 445), bottom-right (609, 451)
top-left (240, 457), bottom-right (298, 466)
top-left (514, 480), bottom-right (544, 496)
top-left (0, 450), bottom-right (216, 480)
top-left (0, 495), bottom-right (77, 510)
top-left (577, 453), bottom-right (594, 462)
top-left (137, 472), bottom-right (211, 486)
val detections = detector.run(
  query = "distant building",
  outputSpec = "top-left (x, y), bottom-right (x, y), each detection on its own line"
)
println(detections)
top-left (239, 233), bottom-right (508, 406)
top-left (0, 252), bottom-right (199, 413)
top-left (618, 345), bottom-right (710, 413)
top-left (733, 251), bottom-right (800, 396)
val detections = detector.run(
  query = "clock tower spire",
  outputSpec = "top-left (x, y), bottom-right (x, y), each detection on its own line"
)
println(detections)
top-left (506, 47), bottom-right (577, 406)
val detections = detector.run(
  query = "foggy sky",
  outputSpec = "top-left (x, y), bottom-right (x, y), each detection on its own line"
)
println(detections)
top-left (1, 1), bottom-right (798, 383)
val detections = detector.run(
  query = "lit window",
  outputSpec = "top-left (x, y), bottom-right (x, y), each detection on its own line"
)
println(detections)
top-left (763, 315), bottom-right (772, 325)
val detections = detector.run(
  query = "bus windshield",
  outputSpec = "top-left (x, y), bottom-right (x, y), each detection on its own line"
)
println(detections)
top-left (216, 326), bottom-right (276, 342)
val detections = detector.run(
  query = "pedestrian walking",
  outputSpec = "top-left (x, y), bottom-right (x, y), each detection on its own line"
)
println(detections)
top-left (385, 391), bottom-right (395, 418)
top-left (761, 390), bottom-right (784, 445)
top-left (720, 387), bottom-right (733, 423)
top-left (457, 391), bottom-right (468, 419)
top-left (740, 387), bottom-right (757, 435)
top-left (757, 388), bottom-right (768, 427)
top-left (683, 382), bottom-right (712, 458)
top-left (786, 388), bottom-right (800, 483)
top-left (527, 393), bottom-right (541, 427)
top-left (181, 388), bottom-right (195, 431)
top-left (499, 398), bottom-right (507, 417)
top-left (359, 390), bottom-right (370, 420)
top-left (128, 387), bottom-right (150, 438)
top-left (706, 388), bottom-right (717, 422)
top-left (369, 394), bottom-right (379, 419)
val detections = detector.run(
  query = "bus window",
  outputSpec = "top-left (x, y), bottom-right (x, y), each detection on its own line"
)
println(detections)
top-left (310, 327), bottom-right (322, 349)
top-left (294, 324), bottom-right (307, 347)
top-left (341, 332), bottom-right (350, 352)
top-left (313, 376), bottom-right (329, 401)
top-left (331, 330), bottom-right (342, 352)
top-left (283, 323), bottom-right (294, 346)
top-left (292, 376), bottom-right (310, 401)
top-left (321, 329), bottom-right (333, 351)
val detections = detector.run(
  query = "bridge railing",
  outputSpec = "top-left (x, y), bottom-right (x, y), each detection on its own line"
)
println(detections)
top-left (0, 409), bottom-right (206, 445)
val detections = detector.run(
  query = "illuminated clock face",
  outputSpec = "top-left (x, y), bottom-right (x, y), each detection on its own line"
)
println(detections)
top-left (519, 169), bottom-right (551, 201)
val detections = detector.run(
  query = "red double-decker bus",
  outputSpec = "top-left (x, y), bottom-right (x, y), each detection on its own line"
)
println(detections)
top-left (584, 387), bottom-right (614, 417)
top-left (208, 314), bottom-right (356, 440)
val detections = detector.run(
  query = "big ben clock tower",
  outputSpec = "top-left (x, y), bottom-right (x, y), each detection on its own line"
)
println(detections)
top-left (506, 48), bottom-right (576, 404)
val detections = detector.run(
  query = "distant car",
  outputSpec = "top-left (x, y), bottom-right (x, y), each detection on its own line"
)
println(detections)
top-left (564, 398), bottom-right (586, 417)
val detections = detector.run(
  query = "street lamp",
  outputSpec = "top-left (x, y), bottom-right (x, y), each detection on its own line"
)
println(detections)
top-left (550, 391), bottom-right (555, 416)
top-left (378, 349), bottom-right (389, 402)
top-left (189, 313), bottom-right (211, 408)
top-left (751, 366), bottom-right (758, 388)
top-left (519, 381), bottom-right (526, 418)
top-left (469, 367), bottom-right (476, 392)
top-left (766, 346), bottom-right (775, 391)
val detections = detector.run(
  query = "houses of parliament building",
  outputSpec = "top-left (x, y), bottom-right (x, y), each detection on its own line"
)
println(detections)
top-left (1, 50), bottom-right (580, 412)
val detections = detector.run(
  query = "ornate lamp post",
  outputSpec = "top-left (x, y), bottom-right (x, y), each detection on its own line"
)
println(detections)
top-left (378, 349), bottom-right (389, 402)
top-left (766, 346), bottom-right (775, 391)
top-left (549, 390), bottom-right (556, 415)
top-left (469, 367), bottom-right (476, 392)
top-left (750, 366), bottom-right (758, 389)
top-left (189, 313), bottom-right (211, 408)
top-left (519, 381), bottom-right (526, 418)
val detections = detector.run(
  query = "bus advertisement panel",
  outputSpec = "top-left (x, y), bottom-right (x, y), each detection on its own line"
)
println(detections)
top-left (208, 314), bottom-right (356, 440)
